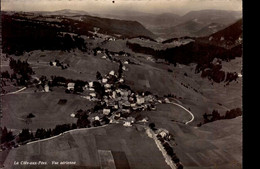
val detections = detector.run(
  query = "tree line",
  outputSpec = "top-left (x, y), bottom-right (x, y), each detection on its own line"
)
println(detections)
top-left (1, 59), bottom-right (34, 86)
top-left (126, 40), bottom-right (241, 84)
top-left (198, 108), bottom-right (242, 126)
top-left (2, 14), bottom-right (87, 55)
top-left (149, 123), bottom-right (183, 169)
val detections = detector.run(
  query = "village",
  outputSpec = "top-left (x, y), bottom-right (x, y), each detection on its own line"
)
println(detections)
top-left (1, 48), bottom-right (184, 168)
top-left (64, 53), bottom-right (159, 128)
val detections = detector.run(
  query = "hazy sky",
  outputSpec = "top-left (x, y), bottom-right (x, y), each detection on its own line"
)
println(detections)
top-left (1, 0), bottom-right (242, 15)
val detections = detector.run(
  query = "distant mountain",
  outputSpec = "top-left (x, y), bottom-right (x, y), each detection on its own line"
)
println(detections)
top-left (151, 13), bottom-right (180, 26)
top-left (181, 10), bottom-right (242, 25)
top-left (148, 9), bottom-right (242, 39)
top-left (127, 18), bottom-right (243, 67)
top-left (35, 9), bottom-right (90, 16)
top-left (198, 19), bottom-right (243, 49)
top-left (2, 11), bottom-right (155, 55)
top-left (48, 9), bottom-right (242, 40)
top-left (35, 10), bottom-right (156, 38)
top-left (78, 15), bottom-right (156, 38)
top-left (3, 11), bottom-right (155, 38)
top-left (101, 12), bottom-right (180, 28)
top-left (195, 23), bottom-right (227, 37)
top-left (164, 20), bottom-right (205, 38)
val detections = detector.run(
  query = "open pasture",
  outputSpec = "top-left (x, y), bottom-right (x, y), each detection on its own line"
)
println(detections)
top-left (1, 124), bottom-right (170, 169)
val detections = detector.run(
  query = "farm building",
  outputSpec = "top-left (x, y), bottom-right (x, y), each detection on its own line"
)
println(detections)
top-left (109, 70), bottom-right (115, 76)
top-left (136, 96), bottom-right (145, 105)
top-left (89, 82), bottom-right (94, 88)
top-left (102, 78), bottom-right (108, 83)
top-left (123, 121), bottom-right (132, 127)
top-left (103, 109), bottom-right (111, 115)
top-left (104, 84), bottom-right (111, 89)
top-left (89, 93), bottom-right (96, 97)
top-left (67, 82), bottom-right (75, 90)
top-left (44, 84), bottom-right (49, 92)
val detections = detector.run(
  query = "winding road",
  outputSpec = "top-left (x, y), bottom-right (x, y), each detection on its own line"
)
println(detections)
top-left (169, 102), bottom-right (195, 125)
top-left (26, 124), bottom-right (109, 145)
top-left (1, 87), bottom-right (27, 96)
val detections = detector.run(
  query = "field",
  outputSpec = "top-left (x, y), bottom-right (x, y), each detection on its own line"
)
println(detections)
top-left (15, 50), bottom-right (119, 82)
top-left (142, 103), bottom-right (192, 124)
top-left (0, 15), bottom-right (242, 169)
top-left (1, 88), bottom-right (95, 130)
top-left (1, 124), bottom-right (171, 169)
top-left (128, 38), bottom-right (194, 50)
top-left (139, 100), bottom-right (242, 169)
top-left (122, 54), bottom-right (242, 125)
top-left (173, 117), bottom-right (242, 169)
top-left (144, 110), bottom-right (242, 169)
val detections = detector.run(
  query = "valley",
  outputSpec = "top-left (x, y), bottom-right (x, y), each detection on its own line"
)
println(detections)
top-left (0, 9), bottom-right (242, 169)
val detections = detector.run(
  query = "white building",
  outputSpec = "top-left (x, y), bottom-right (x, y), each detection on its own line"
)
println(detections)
top-left (122, 109), bottom-right (130, 113)
top-left (104, 84), bottom-right (111, 89)
top-left (158, 129), bottom-right (169, 139)
top-left (131, 103), bottom-right (136, 107)
top-left (70, 113), bottom-right (75, 118)
top-left (112, 91), bottom-right (116, 99)
top-left (105, 89), bottom-right (112, 93)
top-left (85, 96), bottom-right (91, 100)
top-left (109, 70), bottom-right (115, 76)
top-left (137, 96), bottom-right (145, 105)
top-left (44, 84), bottom-right (49, 92)
top-left (67, 82), bottom-right (75, 90)
top-left (89, 88), bottom-right (95, 91)
top-left (164, 98), bottom-right (170, 103)
top-left (94, 116), bottom-right (100, 121)
top-left (84, 84), bottom-right (89, 90)
top-left (102, 78), bottom-right (108, 83)
top-left (89, 82), bottom-right (94, 88)
top-left (108, 37), bottom-right (116, 41)
top-left (114, 105), bottom-right (119, 109)
top-left (103, 109), bottom-right (111, 115)
top-left (141, 117), bottom-right (148, 123)
top-left (89, 93), bottom-right (96, 97)
top-left (119, 78), bottom-right (124, 83)
top-left (123, 121), bottom-right (132, 127)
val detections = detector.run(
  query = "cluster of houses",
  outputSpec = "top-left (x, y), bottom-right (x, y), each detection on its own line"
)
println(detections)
top-left (155, 128), bottom-right (172, 141)
top-left (87, 28), bottom-right (117, 41)
top-left (66, 66), bottom-right (159, 127)
top-left (154, 128), bottom-right (183, 168)
top-left (104, 37), bottom-right (116, 41)
top-left (95, 48), bottom-right (130, 58)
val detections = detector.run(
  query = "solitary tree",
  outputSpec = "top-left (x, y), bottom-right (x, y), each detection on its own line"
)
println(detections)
top-left (96, 71), bottom-right (102, 80)
top-left (18, 129), bottom-right (33, 143)
top-left (149, 123), bottom-right (156, 130)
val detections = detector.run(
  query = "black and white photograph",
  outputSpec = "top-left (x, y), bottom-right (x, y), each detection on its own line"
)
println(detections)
top-left (0, 0), bottom-right (242, 168)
